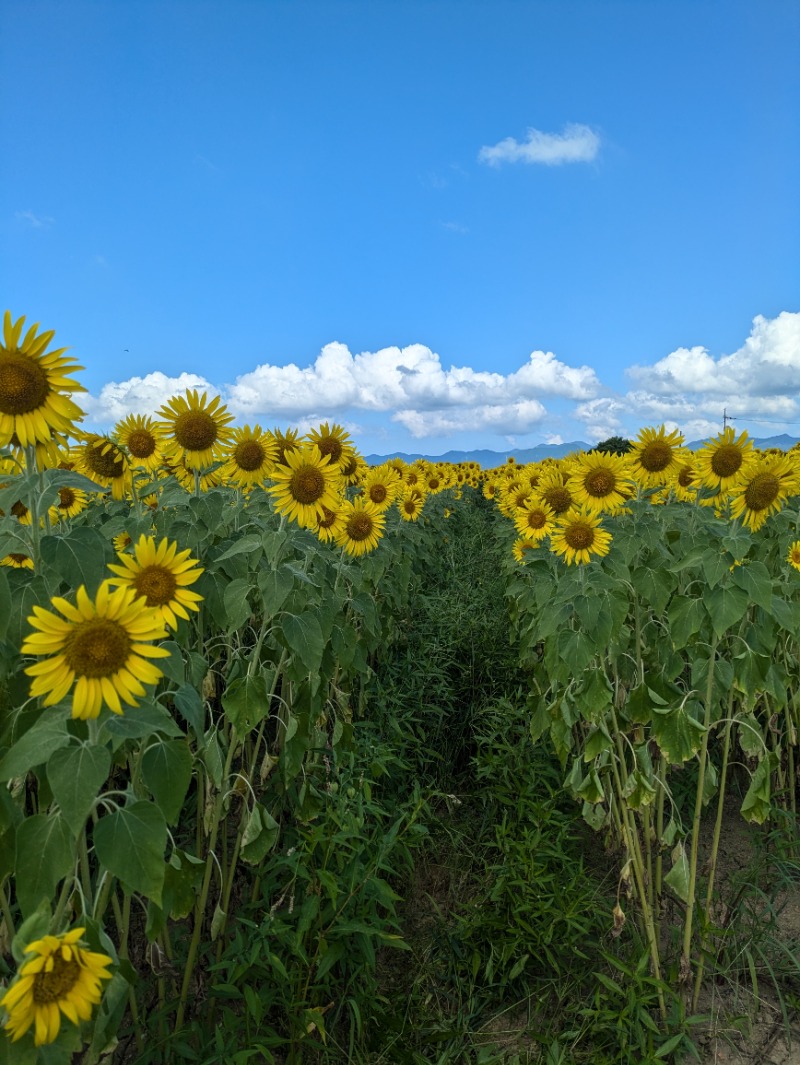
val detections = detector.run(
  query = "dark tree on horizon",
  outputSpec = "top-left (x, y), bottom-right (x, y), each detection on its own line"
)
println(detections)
top-left (593, 435), bottom-right (632, 455)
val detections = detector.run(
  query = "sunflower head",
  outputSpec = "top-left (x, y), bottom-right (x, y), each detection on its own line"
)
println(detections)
top-left (0, 311), bottom-right (86, 449)
top-left (76, 434), bottom-right (131, 500)
top-left (114, 413), bottom-right (165, 472)
top-left (220, 425), bottom-right (276, 488)
top-left (158, 389), bottom-right (234, 470)
top-left (334, 498), bottom-right (386, 556)
top-left (550, 506), bottom-right (613, 566)
top-left (629, 426), bottom-right (684, 488)
top-left (106, 534), bottom-right (204, 630)
top-left (787, 541), bottom-right (800, 573)
top-left (305, 421), bottom-right (355, 472)
top-left (728, 454), bottom-right (798, 531)
top-left (267, 442), bottom-right (344, 528)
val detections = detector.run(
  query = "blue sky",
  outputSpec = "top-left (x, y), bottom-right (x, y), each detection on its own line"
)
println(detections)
top-left (2, 0), bottom-right (799, 455)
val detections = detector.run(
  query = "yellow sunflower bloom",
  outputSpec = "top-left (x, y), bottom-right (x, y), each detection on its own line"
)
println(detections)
top-left (550, 506), bottom-right (613, 566)
top-left (1, 552), bottom-right (34, 569)
top-left (513, 500), bottom-right (556, 542)
top-left (0, 311), bottom-right (86, 449)
top-left (536, 469), bottom-right (577, 516)
top-left (512, 538), bottom-right (539, 563)
top-left (114, 413), bottom-right (165, 473)
top-left (567, 450), bottom-right (634, 514)
top-left (728, 454), bottom-right (799, 531)
top-left (305, 421), bottom-right (356, 473)
top-left (220, 424), bottom-right (276, 489)
top-left (334, 498), bottom-right (386, 556)
top-left (629, 426), bottom-right (684, 488)
top-left (158, 389), bottom-right (234, 470)
top-left (694, 427), bottom-right (756, 492)
top-left (787, 541), bottom-right (800, 573)
top-left (106, 535), bottom-right (204, 630)
top-left (47, 486), bottom-right (90, 525)
top-left (268, 443), bottom-right (343, 528)
top-left (315, 503), bottom-right (346, 543)
top-left (22, 581), bottom-right (170, 719)
top-left (398, 487), bottom-right (427, 521)
top-left (75, 434), bottom-right (131, 500)
top-left (361, 465), bottom-right (401, 511)
top-left (0, 927), bottom-right (112, 1046)
top-left (267, 426), bottom-right (301, 468)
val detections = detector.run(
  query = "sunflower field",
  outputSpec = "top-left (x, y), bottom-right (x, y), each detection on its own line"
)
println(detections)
top-left (3, 311), bottom-right (800, 1064)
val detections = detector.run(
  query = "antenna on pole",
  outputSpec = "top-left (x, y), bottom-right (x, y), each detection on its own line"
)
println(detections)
top-left (723, 407), bottom-right (734, 432)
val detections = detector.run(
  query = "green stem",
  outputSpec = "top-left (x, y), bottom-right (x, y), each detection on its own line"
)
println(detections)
top-left (682, 632), bottom-right (719, 983)
top-left (0, 880), bottom-right (16, 942)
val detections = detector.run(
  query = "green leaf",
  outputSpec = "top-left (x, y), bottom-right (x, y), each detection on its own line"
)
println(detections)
top-left (667, 595), bottom-right (706, 647)
top-left (40, 527), bottom-right (112, 597)
top-left (215, 534), bottom-right (263, 561)
top-left (258, 564), bottom-right (295, 616)
top-left (731, 561), bottom-right (773, 612)
top-left (14, 813), bottom-right (74, 917)
top-left (7, 574), bottom-right (50, 647)
top-left (93, 800), bottom-right (167, 905)
top-left (47, 743), bottom-right (111, 836)
top-left (281, 612), bottom-right (324, 675)
top-left (741, 753), bottom-right (779, 825)
top-left (557, 629), bottom-right (595, 675)
top-left (705, 584), bottom-right (750, 639)
top-left (142, 739), bottom-right (193, 825)
top-left (0, 710), bottom-right (71, 782)
top-left (0, 567), bottom-right (10, 641)
top-left (655, 1033), bottom-right (685, 1058)
top-left (221, 673), bottom-right (271, 734)
top-left (157, 640), bottom-right (185, 686)
top-left (173, 684), bottom-right (205, 738)
top-left (11, 901), bottom-right (51, 963)
top-left (103, 701), bottom-right (184, 741)
top-left (223, 577), bottom-right (252, 631)
top-left (240, 803), bottom-right (280, 864)
top-left (664, 841), bottom-right (690, 902)
top-left (651, 703), bottom-right (706, 764)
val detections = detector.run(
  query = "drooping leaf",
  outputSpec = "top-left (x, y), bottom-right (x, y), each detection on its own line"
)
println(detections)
top-left (221, 673), bottom-right (271, 734)
top-left (0, 710), bottom-right (71, 782)
top-left (93, 800), bottom-right (167, 905)
top-left (142, 739), bottom-right (194, 825)
top-left (14, 813), bottom-right (74, 917)
top-left (47, 743), bottom-right (111, 836)
top-left (664, 841), bottom-right (690, 903)
top-left (651, 703), bottom-right (706, 764)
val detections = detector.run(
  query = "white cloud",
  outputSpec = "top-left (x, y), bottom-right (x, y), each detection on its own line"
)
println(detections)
top-left (16, 210), bottom-right (54, 228)
top-left (478, 123), bottom-right (600, 167)
top-left (83, 371), bottom-right (213, 424)
top-left (545, 433), bottom-right (563, 445)
top-left (628, 312), bottom-right (800, 397)
top-left (393, 399), bottom-right (547, 438)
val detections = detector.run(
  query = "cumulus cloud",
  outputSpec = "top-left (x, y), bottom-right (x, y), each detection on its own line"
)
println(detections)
top-left (82, 371), bottom-right (213, 424)
top-left (393, 399), bottom-right (547, 438)
top-left (478, 123), bottom-right (600, 167)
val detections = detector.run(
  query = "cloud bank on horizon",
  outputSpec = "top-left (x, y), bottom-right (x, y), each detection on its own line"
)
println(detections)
top-left (80, 312), bottom-right (800, 450)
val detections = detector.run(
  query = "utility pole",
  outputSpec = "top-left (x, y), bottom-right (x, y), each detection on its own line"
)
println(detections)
top-left (723, 407), bottom-right (734, 432)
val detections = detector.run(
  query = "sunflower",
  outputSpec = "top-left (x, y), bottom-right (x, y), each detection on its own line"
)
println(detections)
top-left (340, 452), bottom-right (366, 486)
top-left (314, 503), bottom-right (346, 543)
top-left (267, 427), bottom-right (301, 468)
top-left (114, 414), bottom-right (165, 473)
top-left (672, 457), bottom-right (699, 503)
top-left (628, 426), bottom-right (684, 488)
top-left (694, 428), bottom-right (755, 493)
top-left (513, 500), bottom-right (556, 542)
top-left (305, 421), bottom-right (355, 473)
top-left (106, 534), bottom-right (204, 630)
top-left (1, 552), bottom-right (34, 569)
top-left (164, 457), bottom-right (222, 494)
top-left (158, 389), bottom-right (234, 470)
top-left (728, 454), bottom-right (799, 532)
top-left (220, 424), bottom-right (276, 489)
top-left (0, 311), bottom-right (86, 449)
top-left (112, 531), bottom-right (133, 554)
top-left (498, 481), bottom-right (533, 516)
top-left (75, 434), bottom-right (131, 500)
top-left (536, 469), bottom-right (577, 516)
top-left (482, 480), bottom-right (499, 501)
top-left (787, 541), bottom-right (800, 573)
top-left (361, 465), bottom-right (401, 511)
top-left (0, 927), bottom-right (113, 1046)
top-left (512, 538), bottom-right (539, 563)
top-left (267, 443), bottom-right (343, 528)
top-left (398, 487), bottom-right (426, 521)
top-left (568, 451), bottom-right (633, 514)
top-left (334, 498), bottom-right (386, 556)
top-left (550, 507), bottom-right (613, 566)
top-left (7, 430), bottom-right (73, 471)
top-left (22, 581), bottom-right (171, 719)
top-left (48, 486), bottom-right (89, 525)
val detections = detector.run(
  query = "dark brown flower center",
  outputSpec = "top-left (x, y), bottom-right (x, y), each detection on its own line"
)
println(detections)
top-left (11, 500), bottom-right (28, 519)
top-left (57, 487), bottom-right (76, 509)
top-left (744, 473), bottom-right (780, 512)
top-left (87, 440), bottom-right (126, 479)
top-left (64, 618), bottom-right (132, 678)
top-left (584, 469), bottom-right (616, 497)
top-left (133, 565), bottom-right (178, 606)
top-left (527, 509), bottom-right (547, 530)
top-left (316, 437), bottom-right (344, 464)
top-left (347, 513), bottom-right (374, 541)
top-left (174, 410), bottom-right (218, 452)
top-left (318, 506), bottom-right (338, 530)
top-left (368, 484), bottom-right (388, 504)
top-left (0, 352), bottom-right (51, 415)
top-left (711, 444), bottom-right (744, 479)
top-left (542, 486), bottom-right (572, 514)
top-left (32, 951), bottom-right (80, 1004)
top-left (564, 523), bottom-right (595, 550)
top-left (678, 466), bottom-right (694, 488)
top-left (234, 440), bottom-right (267, 472)
top-left (639, 442), bottom-right (672, 473)
top-left (289, 466), bottom-right (325, 504)
top-left (127, 429), bottom-right (157, 458)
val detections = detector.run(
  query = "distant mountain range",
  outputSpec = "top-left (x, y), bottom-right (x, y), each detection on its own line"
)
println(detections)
top-left (365, 434), bottom-right (800, 468)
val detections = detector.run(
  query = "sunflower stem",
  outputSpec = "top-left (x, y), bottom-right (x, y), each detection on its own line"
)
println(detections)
top-left (23, 445), bottom-right (42, 569)
top-left (0, 879), bottom-right (16, 942)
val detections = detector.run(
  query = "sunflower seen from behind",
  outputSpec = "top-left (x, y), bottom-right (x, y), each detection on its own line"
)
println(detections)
top-left (22, 581), bottom-right (171, 719)
top-left (0, 311), bottom-right (86, 449)
top-left (106, 534), bottom-right (204, 630)
top-left (158, 389), bottom-right (234, 470)
top-left (550, 506), bottom-right (613, 566)
top-left (0, 927), bottom-right (113, 1047)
